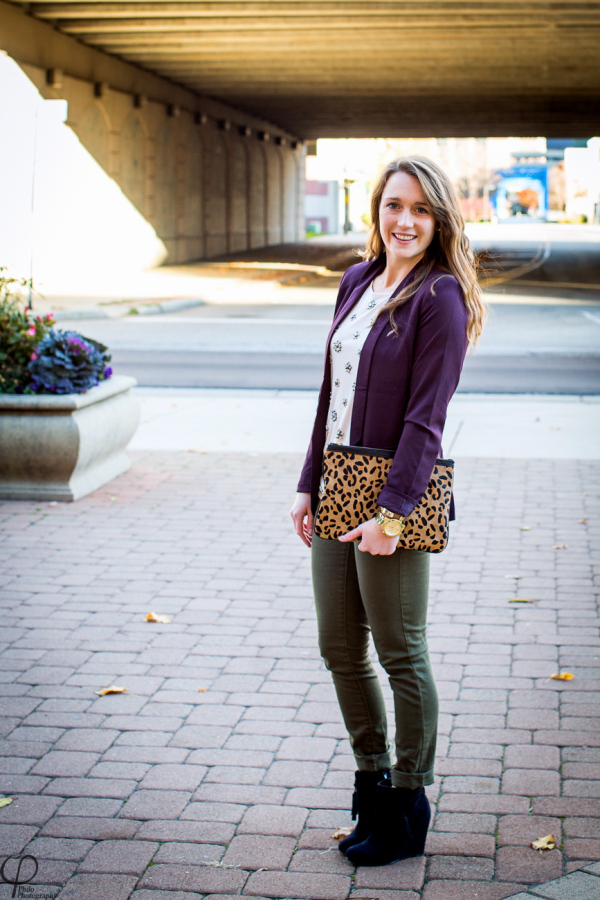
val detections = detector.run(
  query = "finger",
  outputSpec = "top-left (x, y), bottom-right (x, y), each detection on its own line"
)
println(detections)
top-left (357, 539), bottom-right (375, 553)
top-left (339, 526), bottom-right (361, 542)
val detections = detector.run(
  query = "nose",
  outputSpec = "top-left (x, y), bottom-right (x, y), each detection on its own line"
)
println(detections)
top-left (396, 208), bottom-right (414, 228)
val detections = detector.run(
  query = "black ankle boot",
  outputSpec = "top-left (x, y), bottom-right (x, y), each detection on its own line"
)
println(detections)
top-left (345, 782), bottom-right (430, 866)
top-left (338, 769), bottom-right (391, 854)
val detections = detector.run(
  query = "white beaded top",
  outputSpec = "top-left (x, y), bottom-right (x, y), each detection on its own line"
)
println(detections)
top-left (323, 280), bottom-right (394, 453)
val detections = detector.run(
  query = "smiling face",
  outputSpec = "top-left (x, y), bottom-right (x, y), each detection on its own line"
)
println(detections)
top-left (378, 170), bottom-right (437, 269)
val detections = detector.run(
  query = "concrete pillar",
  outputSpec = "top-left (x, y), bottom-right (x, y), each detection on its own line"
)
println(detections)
top-left (120, 113), bottom-right (149, 219)
top-left (282, 148), bottom-right (298, 242)
top-left (179, 127), bottom-right (203, 261)
top-left (248, 142), bottom-right (268, 249)
top-left (295, 149), bottom-right (306, 240)
top-left (75, 103), bottom-right (111, 174)
top-left (153, 118), bottom-right (178, 258)
top-left (229, 137), bottom-right (249, 253)
top-left (266, 143), bottom-right (283, 245)
top-left (203, 129), bottom-right (228, 258)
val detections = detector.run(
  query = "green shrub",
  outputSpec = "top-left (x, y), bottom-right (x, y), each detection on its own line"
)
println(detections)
top-left (0, 269), bottom-right (54, 394)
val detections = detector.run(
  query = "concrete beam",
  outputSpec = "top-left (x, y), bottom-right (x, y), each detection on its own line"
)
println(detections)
top-left (5, 0), bottom-right (600, 137)
top-left (0, 0), bottom-right (297, 141)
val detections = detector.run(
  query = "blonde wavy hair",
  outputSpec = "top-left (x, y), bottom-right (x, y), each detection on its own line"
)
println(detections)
top-left (363, 155), bottom-right (486, 344)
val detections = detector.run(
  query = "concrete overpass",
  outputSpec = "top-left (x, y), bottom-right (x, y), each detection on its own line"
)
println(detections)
top-left (1, 0), bottom-right (599, 269)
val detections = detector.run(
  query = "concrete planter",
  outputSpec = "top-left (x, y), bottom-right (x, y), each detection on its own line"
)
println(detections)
top-left (0, 375), bottom-right (140, 501)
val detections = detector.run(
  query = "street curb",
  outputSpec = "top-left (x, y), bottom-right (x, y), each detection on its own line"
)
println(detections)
top-left (53, 297), bottom-right (206, 322)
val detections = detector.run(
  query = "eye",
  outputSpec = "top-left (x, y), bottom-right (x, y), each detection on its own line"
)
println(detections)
top-left (415, 206), bottom-right (430, 214)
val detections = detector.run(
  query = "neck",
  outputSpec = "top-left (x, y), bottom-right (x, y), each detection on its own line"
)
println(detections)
top-left (377, 253), bottom-right (425, 290)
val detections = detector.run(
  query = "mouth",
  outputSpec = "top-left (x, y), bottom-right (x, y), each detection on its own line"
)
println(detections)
top-left (392, 233), bottom-right (417, 244)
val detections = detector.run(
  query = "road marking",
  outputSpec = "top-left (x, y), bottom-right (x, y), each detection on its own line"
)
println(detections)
top-left (514, 280), bottom-right (600, 291)
top-left (581, 311), bottom-right (600, 326)
top-left (481, 242), bottom-right (551, 287)
top-left (447, 419), bottom-right (464, 455)
top-left (124, 317), bottom-right (330, 325)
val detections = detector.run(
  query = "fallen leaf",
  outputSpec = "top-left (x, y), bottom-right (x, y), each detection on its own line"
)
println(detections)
top-left (550, 673), bottom-right (574, 681)
top-left (505, 574), bottom-right (522, 579)
top-left (94, 685), bottom-right (128, 695)
top-left (509, 598), bottom-right (536, 603)
top-left (579, 519), bottom-right (587, 524)
top-left (0, 797), bottom-right (13, 808)
top-left (553, 544), bottom-right (567, 550)
top-left (332, 827), bottom-right (352, 841)
top-left (520, 526), bottom-right (531, 531)
top-left (255, 867), bottom-right (269, 873)
top-left (110, 496), bottom-right (117, 502)
top-left (531, 834), bottom-right (556, 851)
top-left (205, 861), bottom-right (239, 869)
top-left (145, 612), bottom-right (172, 624)
top-left (197, 688), bottom-right (207, 692)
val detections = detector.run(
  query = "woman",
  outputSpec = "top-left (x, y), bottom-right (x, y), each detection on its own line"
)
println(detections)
top-left (291, 156), bottom-right (485, 868)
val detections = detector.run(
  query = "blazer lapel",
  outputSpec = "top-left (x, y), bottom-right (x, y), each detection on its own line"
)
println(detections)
top-left (350, 261), bottom-right (420, 445)
top-left (325, 257), bottom-right (383, 350)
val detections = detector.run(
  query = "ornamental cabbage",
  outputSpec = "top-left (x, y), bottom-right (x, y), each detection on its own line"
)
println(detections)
top-left (28, 329), bottom-right (112, 395)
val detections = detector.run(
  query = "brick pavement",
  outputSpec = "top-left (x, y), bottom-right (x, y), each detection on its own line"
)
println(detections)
top-left (0, 451), bottom-right (598, 900)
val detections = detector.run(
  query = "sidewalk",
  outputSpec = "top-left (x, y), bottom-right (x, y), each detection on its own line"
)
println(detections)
top-left (0, 391), bottom-right (599, 900)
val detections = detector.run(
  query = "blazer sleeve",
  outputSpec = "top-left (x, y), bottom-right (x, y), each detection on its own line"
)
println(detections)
top-left (296, 267), bottom-right (354, 493)
top-left (377, 276), bottom-right (469, 515)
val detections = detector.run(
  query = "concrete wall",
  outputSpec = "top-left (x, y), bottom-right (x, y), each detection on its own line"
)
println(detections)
top-left (24, 62), bottom-right (304, 265)
top-left (1, 0), bottom-right (305, 278)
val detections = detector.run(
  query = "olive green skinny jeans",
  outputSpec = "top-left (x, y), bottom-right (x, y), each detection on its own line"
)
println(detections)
top-left (311, 534), bottom-right (438, 788)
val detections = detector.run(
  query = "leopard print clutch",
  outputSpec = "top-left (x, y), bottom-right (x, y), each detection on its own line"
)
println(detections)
top-left (314, 444), bottom-right (454, 553)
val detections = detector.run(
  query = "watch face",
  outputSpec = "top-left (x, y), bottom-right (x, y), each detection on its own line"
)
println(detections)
top-left (383, 519), bottom-right (403, 537)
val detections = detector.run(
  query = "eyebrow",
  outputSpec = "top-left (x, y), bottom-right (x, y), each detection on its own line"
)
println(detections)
top-left (383, 195), bottom-right (430, 205)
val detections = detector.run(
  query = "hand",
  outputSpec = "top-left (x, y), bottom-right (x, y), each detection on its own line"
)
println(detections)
top-left (339, 517), bottom-right (399, 555)
top-left (290, 492), bottom-right (314, 548)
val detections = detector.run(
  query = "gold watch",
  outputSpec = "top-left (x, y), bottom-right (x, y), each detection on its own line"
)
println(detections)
top-left (375, 508), bottom-right (405, 537)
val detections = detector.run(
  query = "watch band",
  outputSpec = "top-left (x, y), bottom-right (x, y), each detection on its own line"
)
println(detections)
top-left (375, 510), bottom-right (405, 537)
top-left (378, 506), bottom-right (405, 521)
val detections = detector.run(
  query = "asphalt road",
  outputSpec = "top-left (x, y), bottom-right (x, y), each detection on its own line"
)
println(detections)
top-left (59, 234), bottom-right (600, 394)
top-left (109, 348), bottom-right (600, 393)
top-left (84, 300), bottom-right (600, 394)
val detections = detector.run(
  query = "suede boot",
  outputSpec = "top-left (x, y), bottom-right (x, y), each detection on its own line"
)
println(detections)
top-left (338, 769), bottom-right (391, 854)
top-left (345, 782), bottom-right (430, 866)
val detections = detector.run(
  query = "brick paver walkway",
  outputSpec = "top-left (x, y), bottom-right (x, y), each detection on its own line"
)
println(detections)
top-left (0, 452), bottom-right (598, 900)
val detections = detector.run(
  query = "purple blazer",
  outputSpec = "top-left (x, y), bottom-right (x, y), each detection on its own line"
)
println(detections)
top-left (297, 255), bottom-right (469, 518)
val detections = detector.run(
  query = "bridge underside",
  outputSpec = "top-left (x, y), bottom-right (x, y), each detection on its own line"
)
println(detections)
top-left (9, 0), bottom-right (600, 137)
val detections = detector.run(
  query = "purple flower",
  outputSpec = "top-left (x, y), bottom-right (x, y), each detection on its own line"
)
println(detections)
top-left (103, 366), bottom-right (113, 379)
top-left (28, 328), bottom-right (112, 394)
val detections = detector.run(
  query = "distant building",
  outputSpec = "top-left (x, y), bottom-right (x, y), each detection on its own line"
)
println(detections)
top-left (305, 180), bottom-right (339, 234)
top-left (564, 140), bottom-right (600, 223)
top-left (493, 166), bottom-right (549, 222)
